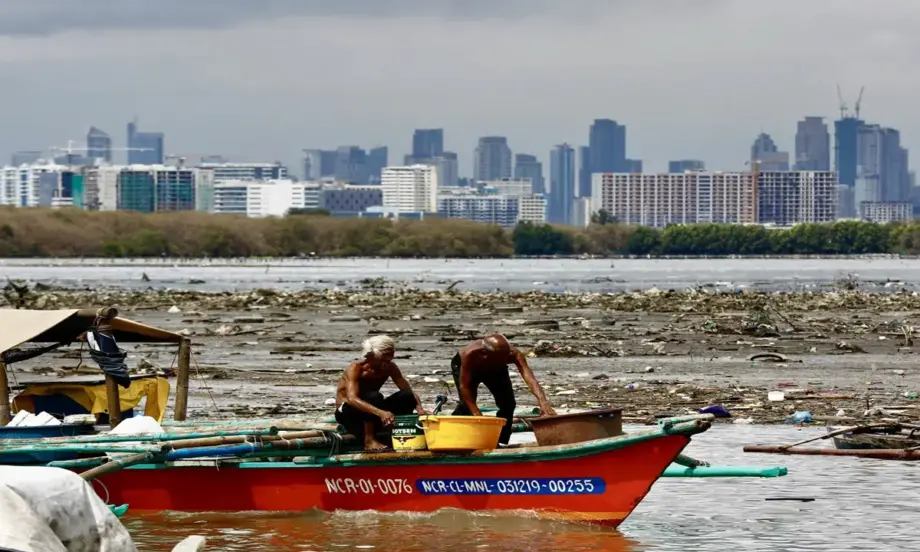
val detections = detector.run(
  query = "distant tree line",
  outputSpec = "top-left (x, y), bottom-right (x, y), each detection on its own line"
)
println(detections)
top-left (512, 215), bottom-right (915, 256)
top-left (0, 206), bottom-right (918, 258)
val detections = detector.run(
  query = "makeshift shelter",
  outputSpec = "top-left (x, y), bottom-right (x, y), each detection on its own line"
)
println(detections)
top-left (0, 309), bottom-right (191, 427)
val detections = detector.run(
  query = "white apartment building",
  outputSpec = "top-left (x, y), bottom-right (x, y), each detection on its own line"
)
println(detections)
top-left (437, 193), bottom-right (547, 228)
top-left (212, 179), bottom-right (317, 217)
top-left (381, 165), bottom-right (438, 213)
top-left (859, 201), bottom-right (912, 223)
top-left (590, 171), bottom-right (836, 227)
top-left (519, 195), bottom-right (548, 224)
top-left (590, 172), bottom-right (756, 228)
top-left (198, 162), bottom-right (288, 182)
top-left (0, 163), bottom-right (68, 207)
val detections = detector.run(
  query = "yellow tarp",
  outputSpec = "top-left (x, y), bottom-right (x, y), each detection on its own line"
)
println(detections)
top-left (11, 376), bottom-right (171, 423)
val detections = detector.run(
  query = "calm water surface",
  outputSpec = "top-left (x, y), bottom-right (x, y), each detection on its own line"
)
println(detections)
top-left (125, 425), bottom-right (920, 551)
top-left (3, 257), bottom-right (917, 292)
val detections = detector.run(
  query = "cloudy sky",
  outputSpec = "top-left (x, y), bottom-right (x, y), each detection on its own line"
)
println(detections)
top-left (0, 0), bottom-right (917, 175)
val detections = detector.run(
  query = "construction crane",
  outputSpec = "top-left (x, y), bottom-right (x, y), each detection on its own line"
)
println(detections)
top-left (48, 140), bottom-right (153, 165)
top-left (854, 86), bottom-right (865, 119)
top-left (835, 84), bottom-right (866, 120)
top-left (164, 153), bottom-right (225, 168)
top-left (836, 84), bottom-right (849, 119)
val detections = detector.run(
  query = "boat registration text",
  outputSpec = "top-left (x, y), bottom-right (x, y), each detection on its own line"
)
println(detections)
top-left (325, 478), bottom-right (414, 495)
top-left (417, 478), bottom-right (606, 495)
top-left (324, 477), bottom-right (606, 496)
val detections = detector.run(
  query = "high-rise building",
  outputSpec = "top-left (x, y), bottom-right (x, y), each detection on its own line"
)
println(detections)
top-left (855, 125), bottom-right (911, 204)
top-left (668, 159), bottom-right (705, 173)
top-left (334, 146), bottom-right (369, 184)
top-left (412, 129), bottom-right (444, 159)
top-left (303, 149), bottom-right (337, 180)
top-left (431, 152), bottom-right (458, 188)
top-left (549, 144), bottom-right (576, 225)
top-left (794, 117), bottom-right (830, 170)
top-left (303, 147), bottom-right (383, 184)
top-left (126, 119), bottom-right (165, 164)
top-left (590, 172), bottom-right (755, 228)
top-left (835, 116), bottom-right (865, 188)
top-left (473, 137), bottom-right (512, 181)
top-left (751, 133), bottom-right (790, 170)
top-left (86, 127), bottom-right (112, 163)
top-left (513, 154), bottom-right (544, 194)
top-left (589, 119), bottom-right (627, 174)
top-left (367, 147), bottom-right (388, 184)
top-left (381, 164), bottom-right (439, 213)
top-left (757, 171), bottom-right (837, 225)
top-left (577, 146), bottom-right (591, 198)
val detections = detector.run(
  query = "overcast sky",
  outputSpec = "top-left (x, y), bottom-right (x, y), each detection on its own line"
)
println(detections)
top-left (1, 0), bottom-right (917, 175)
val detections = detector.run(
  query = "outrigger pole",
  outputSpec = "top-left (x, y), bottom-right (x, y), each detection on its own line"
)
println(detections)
top-left (0, 360), bottom-right (9, 426)
top-left (174, 337), bottom-right (192, 422)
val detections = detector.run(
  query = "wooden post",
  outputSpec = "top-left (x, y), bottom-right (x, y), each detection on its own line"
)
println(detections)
top-left (105, 375), bottom-right (122, 428)
top-left (0, 362), bottom-right (10, 426)
top-left (174, 338), bottom-right (191, 421)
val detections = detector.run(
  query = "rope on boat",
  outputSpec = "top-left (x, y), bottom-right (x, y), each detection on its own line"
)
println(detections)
top-left (326, 430), bottom-right (344, 457)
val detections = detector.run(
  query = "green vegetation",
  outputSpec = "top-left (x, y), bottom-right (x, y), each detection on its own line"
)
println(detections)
top-left (0, 207), bottom-right (916, 258)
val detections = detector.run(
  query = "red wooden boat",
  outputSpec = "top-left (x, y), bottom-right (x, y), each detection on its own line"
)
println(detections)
top-left (82, 414), bottom-right (713, 528)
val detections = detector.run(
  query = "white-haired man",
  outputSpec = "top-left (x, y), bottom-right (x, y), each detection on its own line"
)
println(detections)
top-left (452, 333), bottom-right (556, 445)
top-left (334, 335), bottom-right (427, 451)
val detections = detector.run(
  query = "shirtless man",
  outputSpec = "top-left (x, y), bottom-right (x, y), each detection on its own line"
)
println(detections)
top-left (452, 333), bottom-right (556, 445)
top-left (334, 335), bottom-right (427, 451)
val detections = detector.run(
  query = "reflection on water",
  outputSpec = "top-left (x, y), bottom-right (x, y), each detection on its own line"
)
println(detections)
top-left (125, 426), bottom-right (920, 551)
top-left (126, 510), bottom-right (640, 552)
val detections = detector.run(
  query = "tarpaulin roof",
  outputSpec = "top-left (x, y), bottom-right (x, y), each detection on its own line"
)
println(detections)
top-left (0, 309), bottom-right (183, 355)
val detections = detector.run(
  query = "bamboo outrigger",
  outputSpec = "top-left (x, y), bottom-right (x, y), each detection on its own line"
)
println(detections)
top-left (1, 307), bottom-right (789, 527)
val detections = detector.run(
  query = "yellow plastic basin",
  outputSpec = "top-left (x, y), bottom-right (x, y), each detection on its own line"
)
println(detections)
top-left (418, 415), bottom-right (506, 451)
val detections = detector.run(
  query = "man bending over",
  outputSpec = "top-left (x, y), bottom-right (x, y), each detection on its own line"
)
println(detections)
top-left (334, 335), bottom-right (427, 451)
top-left (452, 333), bottom-right (556, 445)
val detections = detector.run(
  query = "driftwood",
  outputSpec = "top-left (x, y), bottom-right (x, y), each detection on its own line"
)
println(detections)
top-left (744, 445), bottom-right (920, 460)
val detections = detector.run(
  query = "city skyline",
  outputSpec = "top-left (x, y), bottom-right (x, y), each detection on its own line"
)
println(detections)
top-left (0, 1), bottom-right (917, 173)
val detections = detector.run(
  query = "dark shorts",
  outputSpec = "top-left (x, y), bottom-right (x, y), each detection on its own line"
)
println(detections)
top-left (333, 389), bottom-right (417, 442)
top-left (450, 353), bottom-right (517, 445)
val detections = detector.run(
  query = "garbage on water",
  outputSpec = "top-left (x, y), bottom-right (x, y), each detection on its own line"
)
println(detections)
top-left (768, 391), bottom-right (785, 402)
top-left (785, 411), bottom-right (813, 424)
top-left (698, 404), bottom-right (731, 418)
